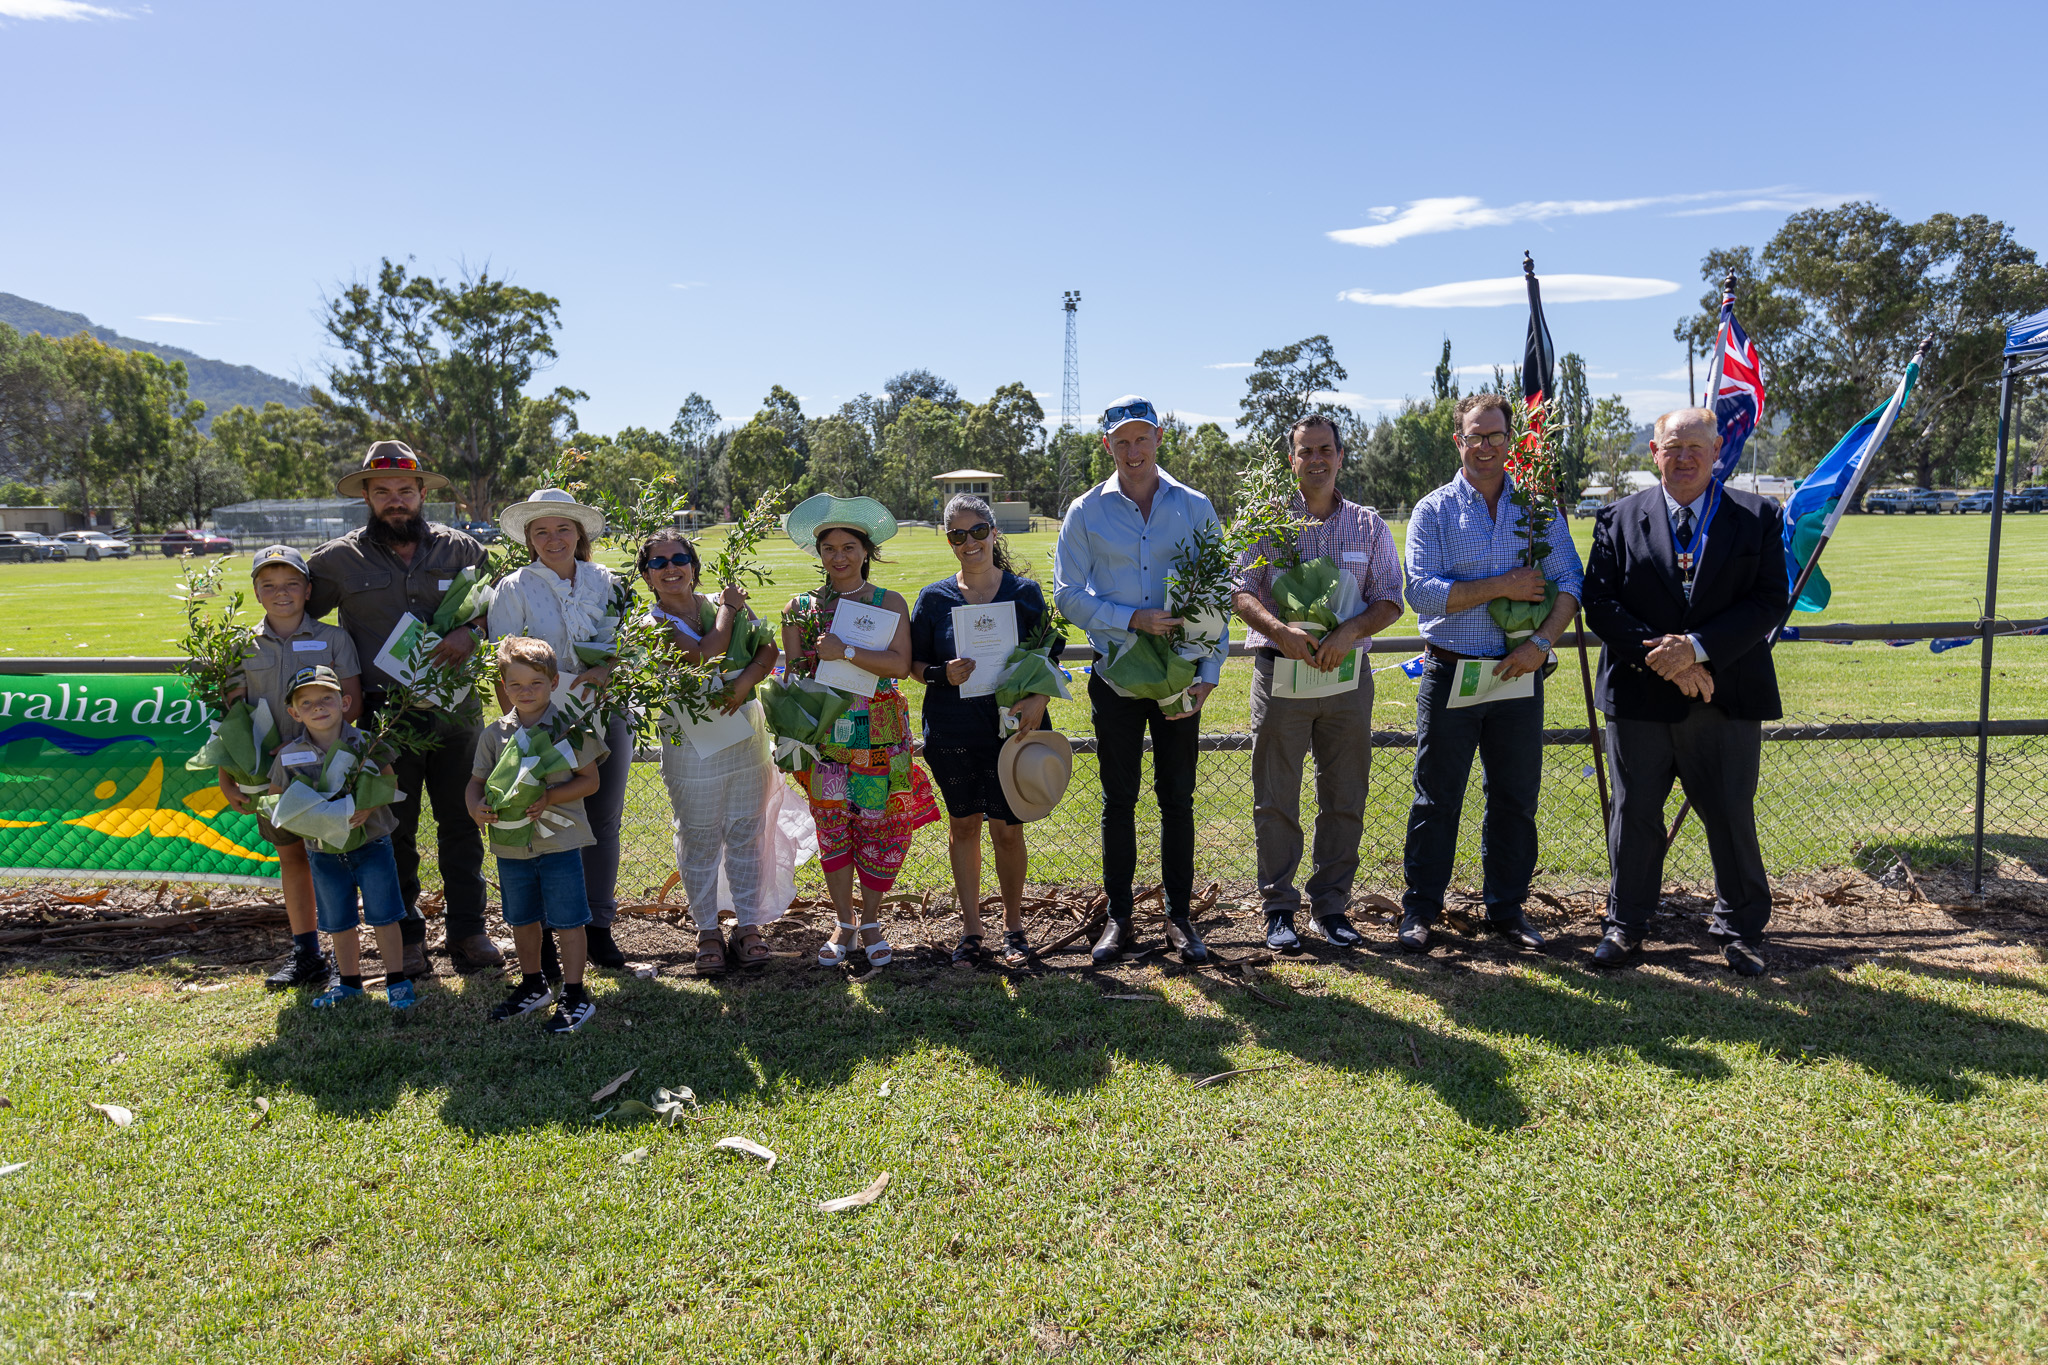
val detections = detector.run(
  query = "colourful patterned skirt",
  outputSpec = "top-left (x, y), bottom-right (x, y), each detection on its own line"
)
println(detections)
top-left (800, 682), bottom-right (940, 892)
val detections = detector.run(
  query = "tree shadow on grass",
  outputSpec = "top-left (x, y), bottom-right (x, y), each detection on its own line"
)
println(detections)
top-left (1372, 950), bottom-right (2048, 1104)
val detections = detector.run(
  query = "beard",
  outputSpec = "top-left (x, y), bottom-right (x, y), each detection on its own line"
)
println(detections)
top-left (365, 505), bottom-right (429, 547)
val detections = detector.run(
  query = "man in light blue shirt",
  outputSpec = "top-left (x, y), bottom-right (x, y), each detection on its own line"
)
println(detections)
top-left (1398, 393), bottom-right (1584, 953)
top-left (1054, 395), bottom-right (1228, 966)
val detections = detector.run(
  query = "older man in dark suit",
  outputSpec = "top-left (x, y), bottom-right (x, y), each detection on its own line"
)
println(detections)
top-left (1581, 407), bottom-right (1790, 976)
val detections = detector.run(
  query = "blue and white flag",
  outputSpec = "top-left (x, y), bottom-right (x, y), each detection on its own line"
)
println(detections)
top-left (1780, 356), bottom-right (1921, 611)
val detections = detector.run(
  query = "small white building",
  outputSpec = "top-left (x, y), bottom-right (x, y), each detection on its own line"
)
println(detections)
top-left (932, 469), bottom-right (1034, 531)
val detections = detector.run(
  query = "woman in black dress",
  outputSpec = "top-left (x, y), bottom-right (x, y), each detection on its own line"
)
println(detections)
top-left (909, 494), bottom-right (1063, 968)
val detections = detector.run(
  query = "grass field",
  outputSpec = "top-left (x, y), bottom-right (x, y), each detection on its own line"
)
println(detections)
top-left (4, 934), bottom-right (2047, 1361)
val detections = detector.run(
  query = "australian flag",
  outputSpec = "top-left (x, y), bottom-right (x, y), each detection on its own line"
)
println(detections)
top-left (1708, 285), bottom-right (1766, 480)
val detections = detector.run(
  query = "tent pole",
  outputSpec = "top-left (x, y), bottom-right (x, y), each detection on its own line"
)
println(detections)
top-left (1972, 362), bottom-right (2015, 896)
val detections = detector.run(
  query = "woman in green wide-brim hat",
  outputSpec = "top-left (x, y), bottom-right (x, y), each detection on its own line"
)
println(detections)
top-left (778, 495), bottom-right (938, 970)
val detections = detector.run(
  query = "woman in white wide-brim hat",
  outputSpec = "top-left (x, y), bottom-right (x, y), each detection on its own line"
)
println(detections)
top-left (779, 494), bottom-right (939, 969)
top-left (487, 487), bottom-right (634, 971)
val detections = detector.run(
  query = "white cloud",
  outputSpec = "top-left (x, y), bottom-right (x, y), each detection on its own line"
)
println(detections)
top-left (1586, 369), bottom-right (1620, 379)
top-left (1619, 388), bottom-right (1691, 415)
top-left (1308, 391), bottom-right (1405, 412)
top-left (1653, 366), bottom-right (1691, 380)
top-left (138, 314), bottom-right (212, 325)
top-left (1328, 187), bottom-right (1861, 247)
top-left (1338, 274), bottom-right (1679, 309)
top-left (1449, 364), bottom-right (1512, 376)
top-left (0, 0), bottom-right (124, 17)
top-left (669, 281), bottom-right (705, 290)
top-left (1203, 361), bottom-right (1253, 370)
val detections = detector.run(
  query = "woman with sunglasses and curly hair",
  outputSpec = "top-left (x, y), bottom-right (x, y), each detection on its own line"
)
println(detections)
top-left (909, 494), bottom-right (1062, 968)
top-left (637, 528), bottom-right (789, 975)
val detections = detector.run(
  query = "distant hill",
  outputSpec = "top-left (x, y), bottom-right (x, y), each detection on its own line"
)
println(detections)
top-left (0, 293), bottom-right (309, 430)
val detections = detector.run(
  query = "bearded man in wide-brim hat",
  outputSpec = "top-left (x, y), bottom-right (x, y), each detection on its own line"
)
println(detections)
top-left (307, 440), bottom-right (504, 975)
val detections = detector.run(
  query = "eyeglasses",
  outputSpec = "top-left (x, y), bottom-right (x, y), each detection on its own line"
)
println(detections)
top-left (1102, 400), bottom-right (1158, 430)
top-left (1457, 431), bottom-right (1509, 450)
top-left (945, 522), bottom-right (995, 546)
top-left (641, 553), bottom-right (695, 571)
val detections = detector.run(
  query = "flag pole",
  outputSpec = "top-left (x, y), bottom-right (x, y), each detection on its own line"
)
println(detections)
top-left (1665, 334), bottom-right (1933, 852)
top-left (1972, 350), bottom-right (2016, 895)
top-left (1700, 271), bottom-right (1734, 415)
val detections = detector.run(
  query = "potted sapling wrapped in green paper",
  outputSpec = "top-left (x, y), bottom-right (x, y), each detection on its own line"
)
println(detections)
top-left (477, 723), bottom-right (582, 849)
top-left (992, 607), bottom-right (1073, 739)
top-left (372, 564), bottom-right (493, 714)
top-left (756, 674), bottom-right (855, 774)
top-left (1490, 399), bottom-right (1566, 677)
top-left (173, 556), bottom-right (279, 797)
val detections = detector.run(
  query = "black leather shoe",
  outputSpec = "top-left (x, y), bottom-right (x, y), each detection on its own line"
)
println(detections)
top-left (1264, 912), bottom-right (1299, 951)
top-left (1396, 913), bottom-right (1432, 951)
top-left (265, 950), bottom-right (334, 991)
top-left (1724, 940), bottom-right (1766, 976)
top-left (584, 924), bottom-right (628, 970)
top-left (1488, 908), bottom-right (1545, 951)
top-left (1591, 925), bottom-right (1643, 967)
top-left (447, 933), bottom-right (506, 974)
top-left (1315, 913), bottom-right (1363, 948)
top-left (1705, 912), bottom-right (1739, 942)
top-left (1165, 915), bottom-right (1210, 965)
top-left (1091, 916), bottom-right (1134, 966)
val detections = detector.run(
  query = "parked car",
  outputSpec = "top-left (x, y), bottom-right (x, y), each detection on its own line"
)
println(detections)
top-left (457, 519), bottom-right (504, 544)
top-left (1573, 496), bottom-right (1605, 516)
top-left (0, 532), bottom-right (57, 563)
top-left (55, 530), bottom-right (133, 560)
top-left (157, 528), bottom-right (235, 557)
top-left (2007, 486), bottom-right (2048, 513)
top-left (1955, 490), bottom-right (1999, 513)
top-left (1866, 487), bottom-right (1948, 514)
top-left (12, 532), bottom-right (68, 561)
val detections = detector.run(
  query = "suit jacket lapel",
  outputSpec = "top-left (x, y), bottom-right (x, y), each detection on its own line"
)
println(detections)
top-left (1686, 491), bottom-right (1741, 621)
top-left (1639, 496), bottom-right (1688, 610)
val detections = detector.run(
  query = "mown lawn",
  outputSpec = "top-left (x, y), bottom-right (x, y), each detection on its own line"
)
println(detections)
top-left (2, 944), bottom-right (2045, 1361)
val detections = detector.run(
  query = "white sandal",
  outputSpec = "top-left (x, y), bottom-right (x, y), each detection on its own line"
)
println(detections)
top-left (819, 920), bottom-right (857, 967)
top-left (859, 922), bottom-right (893, 968)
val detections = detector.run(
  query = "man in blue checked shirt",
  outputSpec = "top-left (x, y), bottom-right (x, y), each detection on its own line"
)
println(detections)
top-left (1398, 393), bottom-right (1583, 953)
top-left (1053, 395), bottom-right (1228, 967)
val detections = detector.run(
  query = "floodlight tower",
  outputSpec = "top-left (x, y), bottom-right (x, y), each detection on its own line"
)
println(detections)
top-left (1057, 290), bottom-right (1081, 508)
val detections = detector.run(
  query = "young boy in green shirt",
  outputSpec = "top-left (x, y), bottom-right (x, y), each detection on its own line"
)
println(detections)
top-left (218, 546), bottom-right (364, 992)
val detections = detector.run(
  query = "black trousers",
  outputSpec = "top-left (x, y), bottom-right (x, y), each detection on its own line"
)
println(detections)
top-left (1088, 672), bottom-right (1201, 919)
top-left (374, 701), bottom-right (490, 943)
top-left (1604, 703), bottom-right (1772, 944)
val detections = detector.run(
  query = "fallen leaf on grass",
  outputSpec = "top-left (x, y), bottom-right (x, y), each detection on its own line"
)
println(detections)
top-left (817, 1171), bottom-right (890, 1213)
top-left (1188, 1065), bottom-right (1288, 1090)
top-left (877, 1080), bottom-right (892, 1098)
top-left (55, 890), bottom-right (110, 906)
top-left (0, 1161), bottom-right (28, 1177)
top-left (180, 981), bottom-right (233, 994)
top-left (248, 1097), bottom-right (270, 1127)
top-left (617, 1147), bottom-right (650, 1166)
top-left (712, 1136), bottom-right (777, 1173)
top-left (652, 1087), bottom-right (697, 1126)
top-left (610, 1100), bottom-right (656, 1120)
top-left (589, 1068), bottom-right (637, 1104)
top-left (88, 1103), bottom-right (134, 1127)
top-left (1103, 993), bottom-right (1162, 1002)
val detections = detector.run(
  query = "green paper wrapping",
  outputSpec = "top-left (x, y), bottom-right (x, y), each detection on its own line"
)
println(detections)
top-left (572, 641), bottom-right (616, 668)
top-left (696, 601), bottom-right (773, 678)
top-left (1099, 632), bottom-right (1198, 703)
top-left (993, 647), bottom-right (1071, 738)
top-left (1272, 557), bottom-right (1344, 633)
top-left (1487, 581), bottom-right (1560, 640)
top-left (757, 675), bottom-right (853, 773)
top-left (184, 698), bottom-right (276, 792)
top-left (483, 728), bottom-right (576, 848)
top-left (429, 566), bottom-right (492, 636)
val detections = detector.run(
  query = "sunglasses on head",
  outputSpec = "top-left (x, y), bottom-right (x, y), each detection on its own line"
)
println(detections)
top-left (1102, 400), bottom-right (1158, 430)
top-left (366, 451), bottom-right (421, 471)
top-left (641, 553), bottom-right (695, 571)
top-left (946, 522), bottom-right (995, 546)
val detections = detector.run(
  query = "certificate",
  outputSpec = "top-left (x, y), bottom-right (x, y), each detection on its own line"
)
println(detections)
top-left (812, 597), bottom-right (901, 698)
top-left (1444, 657), bottom-right (1536, 709)
top-left (951, 599), bottom-right (1018, 699)
top-left (371, 612), bottom-right (470, 705)
top-left (676, 698), bottom-right (761, 759)
top-left (1271, 623), bottom-right (1363, 700)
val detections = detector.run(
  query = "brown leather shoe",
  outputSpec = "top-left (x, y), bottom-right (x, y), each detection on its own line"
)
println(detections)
top-left (401, 940), bottom-right (430, 980)
top-left (447, 933), bottom-right (506, 974)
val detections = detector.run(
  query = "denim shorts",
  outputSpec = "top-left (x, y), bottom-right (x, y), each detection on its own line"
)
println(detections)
top-left (307, 835), bottom-right (408, 934)
top-left (497, 849), bottom-right (592, 930)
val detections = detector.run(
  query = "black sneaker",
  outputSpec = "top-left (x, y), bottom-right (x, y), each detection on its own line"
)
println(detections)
top-left (544, 995), bottom-right (596, 1034)
top-left (266, 951), bottom-right (334, 992)
top-left (1264, 912), bottom-right (1300, 952)
top-left (489, 979), bottom-right (554, 1022)
top-left (1315, 913), bottom-right (1364, 948)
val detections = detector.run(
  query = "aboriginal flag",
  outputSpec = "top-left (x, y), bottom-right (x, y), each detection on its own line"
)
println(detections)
top-left (1521, 252), bottom-right (1555, 410)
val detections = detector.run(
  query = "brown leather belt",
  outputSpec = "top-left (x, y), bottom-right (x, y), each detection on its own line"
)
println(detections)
top-left (1424, 642), bottom-right (1489, 664)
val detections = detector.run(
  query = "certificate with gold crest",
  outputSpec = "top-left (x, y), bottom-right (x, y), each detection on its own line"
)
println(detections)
top-left (950, 600), bottom-right (1019, 698)
top-left (813, 597), bottom-right (902, 698)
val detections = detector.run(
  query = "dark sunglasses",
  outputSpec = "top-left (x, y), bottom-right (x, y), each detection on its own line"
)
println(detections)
top-left (365, 451), bottom-right (421, 471)
top-left (641, 553), bottom-right (696, 571)
top-left (945, 522), bottom-right (995, 546)
top-left (1102, 399), bottom-right (1158, 430)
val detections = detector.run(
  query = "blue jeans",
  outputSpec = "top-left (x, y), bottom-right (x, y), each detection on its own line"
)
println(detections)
top-left (498, 849), bottom-right (592, 930)
top-left (1401, 657), bottom-right (1544, 923)
top-left (307, 836), bottom-right (408, 934)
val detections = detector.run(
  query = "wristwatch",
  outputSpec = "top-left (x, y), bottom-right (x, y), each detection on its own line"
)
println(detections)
top-left (1530, 633), bottom-right (1554, 654)
top-left (923, 662), bottom-right (947, 684)
top-left (842, 643), bottom-right (857, 661)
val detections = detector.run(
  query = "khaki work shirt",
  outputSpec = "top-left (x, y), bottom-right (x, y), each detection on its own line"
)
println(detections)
top-left (307, 523), bottom-right (485, 693)
top-left (470, 703), bottom-right (609, 862)
top-left (266, 723), bottom-right (402, 849)
top-left (239, 616), bottom-right (361, 746)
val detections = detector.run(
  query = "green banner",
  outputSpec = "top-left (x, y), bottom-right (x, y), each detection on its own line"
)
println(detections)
top-left (0, 672), bottom-right (280, 886)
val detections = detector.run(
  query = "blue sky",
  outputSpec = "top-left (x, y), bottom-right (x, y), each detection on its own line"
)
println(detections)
top-left (4, 0), bottom-right (2042, 438)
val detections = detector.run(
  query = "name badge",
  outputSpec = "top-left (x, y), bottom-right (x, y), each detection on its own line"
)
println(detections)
top-left (1342, 551), bottom-right (1367, 563)
top-left (438, 579), bottom-right (454, 590)
top-left (284, 750), bottom-right (320, 766)
top-left (290, 640), bottom-right (327, 652)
